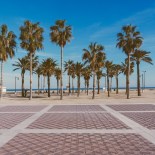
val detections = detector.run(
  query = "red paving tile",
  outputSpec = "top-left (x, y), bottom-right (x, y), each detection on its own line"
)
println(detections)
top-left (27, 113), bottom-right (130, 129)
top-left (0, 133), bottom-right (155, 155)
top-left (107, 104), bottom-right (155, 111)
top-left (48, 105), bottom-right (105, 112)
top-left (0, 105), bottom-right (47, 112)
top-left (122, 112), bottom-right (155, 129)
top-left (0, 113), bottom-right (34, 129)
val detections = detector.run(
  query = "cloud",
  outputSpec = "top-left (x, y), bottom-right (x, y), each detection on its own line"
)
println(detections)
top-left (90, 8), bottom-right (155, 40)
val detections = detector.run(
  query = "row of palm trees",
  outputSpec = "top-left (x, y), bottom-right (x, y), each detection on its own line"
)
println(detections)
top-left (0, 20), bottom-right (153, 100)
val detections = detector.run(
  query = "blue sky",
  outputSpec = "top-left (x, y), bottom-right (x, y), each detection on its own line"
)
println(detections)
top-left (1, 0), bottom-right (155, 89)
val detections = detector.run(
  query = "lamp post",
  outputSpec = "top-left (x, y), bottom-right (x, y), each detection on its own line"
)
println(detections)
top-left (141, 74), bottom-right (143, 93)
top-left (143, 71), bottom-right (146, 91)
top-left (15, 76), bottom-right (19, 94)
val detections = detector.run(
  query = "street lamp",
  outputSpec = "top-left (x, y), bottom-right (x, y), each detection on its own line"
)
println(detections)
top-left (15, 76), bottom-right (19, 94)
top-left (141, 74), bottom-right (143, 93)
top-left (143, 71), bottom-right (146, 91)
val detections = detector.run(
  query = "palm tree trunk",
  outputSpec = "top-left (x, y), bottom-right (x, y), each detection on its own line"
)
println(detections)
top-left (110, 77), bottom-right (112, 92)
top-left (85, 80), bottom-right (86, 93)
top-left (29, 53), bottom-right (32, 100)
top-left (87, 80), bottom-right (89, 95)
top-left (0, 61), bottom-right (3, 99)
top-left (92, 71), bottom-right (95, 99)
top-left (57, 78), bottom-right (59, 95)
top-left (69, 75), bottom-right (71, 95)
top-left (127, 54), bottom-right (130, 99)
top-left (38, 75), bottom-right (40, 95)
top-left (72, 77), bottom-right (74, 94)
top-left (22, 73), bottom-right (25, 97)
top-left (47, 75), bottom-right (50, 97)
top-left (105, 75), bottom-right (107, 92)
top-left (43, 76), bottom-right (45, 93)
top-left (107, 70), bottom-right (110, 97)
top-left (125, 74), bottom-right (127, 94)
top-left (97, 79), bottom-right (100, 94)
top-left (137, 62), bottom-right (141, 96)
top-left (116, 75), bottom-right (119, 94)
top-left (77, 76), bottom-right (80, 97)
top-left (60, 46), bottom-right (63, 100)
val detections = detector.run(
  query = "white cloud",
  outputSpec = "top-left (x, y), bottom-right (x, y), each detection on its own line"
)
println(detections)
top-left (90, 8), bottom-right (155, 40)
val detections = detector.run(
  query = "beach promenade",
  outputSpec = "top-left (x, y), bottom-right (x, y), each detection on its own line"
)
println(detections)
top-left (0, 90), bottom-right (154, 154)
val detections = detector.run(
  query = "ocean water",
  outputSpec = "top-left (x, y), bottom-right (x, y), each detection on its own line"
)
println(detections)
top-left (7, 87), bottom-right (155, 92)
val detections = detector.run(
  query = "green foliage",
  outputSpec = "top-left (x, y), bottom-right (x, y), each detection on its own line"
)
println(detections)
top-left (50, 20), bottom-right (72, 47)
top-left (0, 24), bottom-right (16, 61)
top-left (20, 20), bottom-right (44, 53)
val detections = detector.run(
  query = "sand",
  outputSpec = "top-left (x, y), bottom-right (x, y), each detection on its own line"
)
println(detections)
top-left (0, 89), bottom-right (155, 105)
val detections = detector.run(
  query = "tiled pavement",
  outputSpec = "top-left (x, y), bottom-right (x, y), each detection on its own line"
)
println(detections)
top-left (0, 104), bottom-right (155, 154)
top-left (122, 112), bottom-right (155, 129)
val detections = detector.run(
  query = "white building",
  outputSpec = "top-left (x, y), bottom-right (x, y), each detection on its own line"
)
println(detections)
top-left (0, 86), bottom-right (6, 93)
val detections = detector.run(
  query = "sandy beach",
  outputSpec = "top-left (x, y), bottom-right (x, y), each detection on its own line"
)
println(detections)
top-left (1, 89), bottom-right (155, 105)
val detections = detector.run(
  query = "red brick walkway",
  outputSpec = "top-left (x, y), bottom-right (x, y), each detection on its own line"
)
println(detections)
top-left (0, 133), bottom-right (155, 155)
top-left (0, 104), bottom-right (155, 155)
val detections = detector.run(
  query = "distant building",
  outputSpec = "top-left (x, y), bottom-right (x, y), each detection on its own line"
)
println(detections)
top-left (0, 85), bottom-right (6, 93)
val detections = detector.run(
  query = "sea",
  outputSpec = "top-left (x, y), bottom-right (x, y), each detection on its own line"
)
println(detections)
top-left (7, 87), bottom-right (155, 93)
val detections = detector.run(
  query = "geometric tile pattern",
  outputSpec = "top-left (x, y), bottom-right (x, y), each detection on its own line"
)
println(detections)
top-left (27, 113), bottom-right (130, 129)
top-left (122, 112), bottom-right (155, 129)
top-left (0, 105), bottom-right (47, 112)
top-left (0, 133), bottom-right (155, 155)
top-left (107, 104), bottom-right (155, 111)
top-left (48, 105), bottom-right (105, 112)
top-left (0, 113), bottom-right (34, 129)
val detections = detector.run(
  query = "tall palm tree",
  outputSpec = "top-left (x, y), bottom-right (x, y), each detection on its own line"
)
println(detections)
top-left (35, 65), bottom-right (42, 95)
top-left (105, 61), bottom-right (113, 97)
top-left (20, 20), bottom-right (44, 100)
top-left (83, 42), bottom-right (106, 99)
top-left (13, 56), bottom-right (29, 97)
top-left (96, 70), bottom-right (105, 94)
top-left (113, 64), bottom-right (122, 94)
top-left (0, 24), bottom-right (16, 99)
top-left (42, 58), bottom-right (57, 97)
top-left (50, 20), bottom-right (72, 100)
top-left (131, 50), bottom-right (153, 96)
top-left (64, 60), bottom-right (73, 95)
top-left (117, 25), bottom-right (143, 99)
top-left (82, 67), bottom-right (92, 95)
top-left (75, 62), bottom-right (83, 97)
top-left (122, 59), bottom-right (134, 94)
top-left (54, 67), bottom-right (61, 95)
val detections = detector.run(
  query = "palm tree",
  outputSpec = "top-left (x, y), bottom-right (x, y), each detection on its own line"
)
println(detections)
top-left (96, 70), bottom-right (105, 94)
top-left (117, 25), bottom-right (143, 99)
top-left (113, 64), bottom-right (122, 94)
top-left (0, 24), bottom-right (16, 99)
top-left (50, 20), bottom-right (72, 100)
top-left (75, 62), bottom-right (83, 97)
top-left (83, 42), bottom-right (106, 99)
top-left (13, 56), bottom-right (29, 97)
top-left (82, 67), bottom-right (92, 95)
top-left (54, 67), bottom-right (61, 95)
top-left (35, 65), bottom-right (42, 95)
top-left (20, 20), bottom-right (44, 100)
top-left (131, 50), bottom-right (153, 96)
top-left (122, 59), bottom-right (134, 94)
top-left (105, 61), bottom-right (113, 97)
top-left (42, 58), bottom-right (57, 97)
top-left (64, 60), bottom-right (73, 95)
